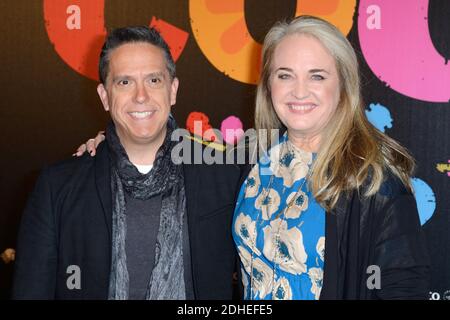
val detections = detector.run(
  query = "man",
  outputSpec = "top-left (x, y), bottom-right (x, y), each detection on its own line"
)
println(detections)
top-left (12, 26), bottom-right (242, 299)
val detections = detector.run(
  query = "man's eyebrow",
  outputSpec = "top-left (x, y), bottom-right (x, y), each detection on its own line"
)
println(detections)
top-left (111, 71), bottom-right (167, 82)
top-left (146, 71), bottom-right (166, 78)
top-left (112, 75), bottom-right (131, 82)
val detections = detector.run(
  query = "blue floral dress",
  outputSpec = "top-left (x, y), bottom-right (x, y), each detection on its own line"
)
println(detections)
top-left (232, 135), bottom-right (325, 300)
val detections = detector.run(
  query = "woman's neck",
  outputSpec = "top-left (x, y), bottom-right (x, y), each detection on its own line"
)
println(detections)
top-left (287, 131), bottom-right (320, 153)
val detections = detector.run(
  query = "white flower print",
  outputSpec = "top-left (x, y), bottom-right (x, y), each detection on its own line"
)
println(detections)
top-left (244, 166), bottom-right (261, 198)
top-left (308, 267), bottom-right (324, 300)
top-left (251, 257), bottom-right (274, 299)
top-left (269, 142), bottom-right (312, 188)
top-left (255, 188), bottom-right (281, 220)
top-left (273, 276), bottom-right (292, 300)
top-left (241, 266), bottom-right (249, 297)
top-left (288, 140), bottom-right (313, 166)
top-left (238, 245), bottom-right (273, 299)
top-left (234, 213), bottom-right (261, 256)
top-left (316, 237), bottom-right (325, 262)
top-left (263, 219), bottom-right (307, 275)
top-left (285, 190), bottom-right (309, 219)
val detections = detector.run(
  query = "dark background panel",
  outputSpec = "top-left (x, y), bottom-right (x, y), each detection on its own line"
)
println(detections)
top-left (0, 0), bottom-right (448, 299)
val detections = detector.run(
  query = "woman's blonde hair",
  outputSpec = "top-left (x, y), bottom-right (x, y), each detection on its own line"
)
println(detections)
top-left (255, 15), bottom-right (415, 210)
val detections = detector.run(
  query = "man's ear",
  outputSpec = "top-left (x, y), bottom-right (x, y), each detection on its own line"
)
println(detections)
top-left (170, 77), bottom-right (179, 106)
top-left (97, 84), bottom-right (110, 111)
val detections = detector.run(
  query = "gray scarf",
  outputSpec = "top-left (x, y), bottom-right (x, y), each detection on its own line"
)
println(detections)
top-left (106, 117), bottom-right (186, 300)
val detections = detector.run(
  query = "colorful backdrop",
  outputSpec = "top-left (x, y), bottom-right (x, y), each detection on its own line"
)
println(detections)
top-left (0, 0), bottom-right (449, 299)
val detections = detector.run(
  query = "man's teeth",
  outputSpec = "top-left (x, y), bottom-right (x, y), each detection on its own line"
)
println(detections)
top-left (288, 104), bottom-right (316, 111)
top-left (129, 111), bottom-right (154, 118)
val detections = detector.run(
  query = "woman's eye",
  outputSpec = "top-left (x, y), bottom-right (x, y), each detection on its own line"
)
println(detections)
top-left (311, 74), bottom-right (325, 81)
top-left (277, 73), bottom-right (291, 80)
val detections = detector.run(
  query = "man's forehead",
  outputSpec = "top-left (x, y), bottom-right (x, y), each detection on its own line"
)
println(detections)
top-left (109, 42), bottom-right (165, 62)
top-left (108, 43), bottom-right (167, 68)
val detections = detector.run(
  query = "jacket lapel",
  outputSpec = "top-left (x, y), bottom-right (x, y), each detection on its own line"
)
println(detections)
top-left (321, 192), bottom-right (353, 299)
top-left (182, 163), bottom-right (199, 296)
top-left (94, 143), bottom-right (112, 242)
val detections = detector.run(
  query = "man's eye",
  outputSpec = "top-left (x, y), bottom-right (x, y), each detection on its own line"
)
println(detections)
top-left (118, 80), bottom-right (129, 85)
top-left (148, 77), bottom-right (164, 87)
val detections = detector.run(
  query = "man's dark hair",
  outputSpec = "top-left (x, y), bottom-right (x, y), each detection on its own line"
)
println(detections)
top-left (98, 26), bottom-right (176, 84)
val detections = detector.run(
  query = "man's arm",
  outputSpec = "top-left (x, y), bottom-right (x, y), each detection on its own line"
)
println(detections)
top-left (12, 168), bottom-right (58, 299)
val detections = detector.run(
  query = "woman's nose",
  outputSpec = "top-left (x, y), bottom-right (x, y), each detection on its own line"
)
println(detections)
top-left (292, 80), bottom-right (310, 99)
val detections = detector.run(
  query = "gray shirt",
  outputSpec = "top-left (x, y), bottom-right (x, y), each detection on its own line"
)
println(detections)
top-left (124, 192), bottom-right (194, 299)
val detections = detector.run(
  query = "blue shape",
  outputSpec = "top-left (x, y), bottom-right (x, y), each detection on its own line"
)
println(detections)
top-left (252, 268), bottom-right (263, 282)
top-left (240, 225), bottom-right (249, 239)
top-left (275, 286), bottom-right (286, 299)
top-left (280, 151), bottom-right (294, 167)
top-left (365, 103), bottom-right (393, 133)
top-left (279, 241), bottom-right (290, 259)
top-left (411, 177), bottom-right (436, 226)
top-left (295, 194), bottom-right (305, 206)
top-left (262, 196), bottom-right (271, 206)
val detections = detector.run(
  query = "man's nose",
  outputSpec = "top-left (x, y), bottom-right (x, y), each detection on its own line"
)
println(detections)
top-left (134, 82), bottom-right (150, 104)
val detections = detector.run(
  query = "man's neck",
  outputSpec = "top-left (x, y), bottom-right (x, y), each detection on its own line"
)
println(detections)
top-left (117, 124), bottom-right (167, 166)
top-left (119, 133), bottom-right (166, 166)
top-left (124, 143), bottom-right (159, 165)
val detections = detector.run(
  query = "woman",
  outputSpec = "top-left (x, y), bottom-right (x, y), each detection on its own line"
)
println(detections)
top-left (232, 16), bottom-right (429, 300)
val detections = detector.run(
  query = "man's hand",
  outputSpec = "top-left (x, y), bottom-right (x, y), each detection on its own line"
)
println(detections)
top-left (1, 248), bottom-right (15, 264)
top-left (73, 131), bottom-right (105, 157)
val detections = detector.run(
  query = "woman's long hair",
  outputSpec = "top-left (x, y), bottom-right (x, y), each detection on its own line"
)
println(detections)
top-left (255, 16), bottom-right (415, 210)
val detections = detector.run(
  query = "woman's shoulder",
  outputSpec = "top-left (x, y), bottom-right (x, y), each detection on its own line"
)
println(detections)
top-left (343, 169), bottom-right (413, 212)
top-left (377, 169), bottom-right (411, 199)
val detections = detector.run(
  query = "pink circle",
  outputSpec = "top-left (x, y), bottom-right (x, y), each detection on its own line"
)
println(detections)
top-left (220, 116), bottom-right (244, 144)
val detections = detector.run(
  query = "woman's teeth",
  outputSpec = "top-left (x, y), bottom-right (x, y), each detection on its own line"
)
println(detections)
top-left (288, 104), bottom-right (316, 111)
